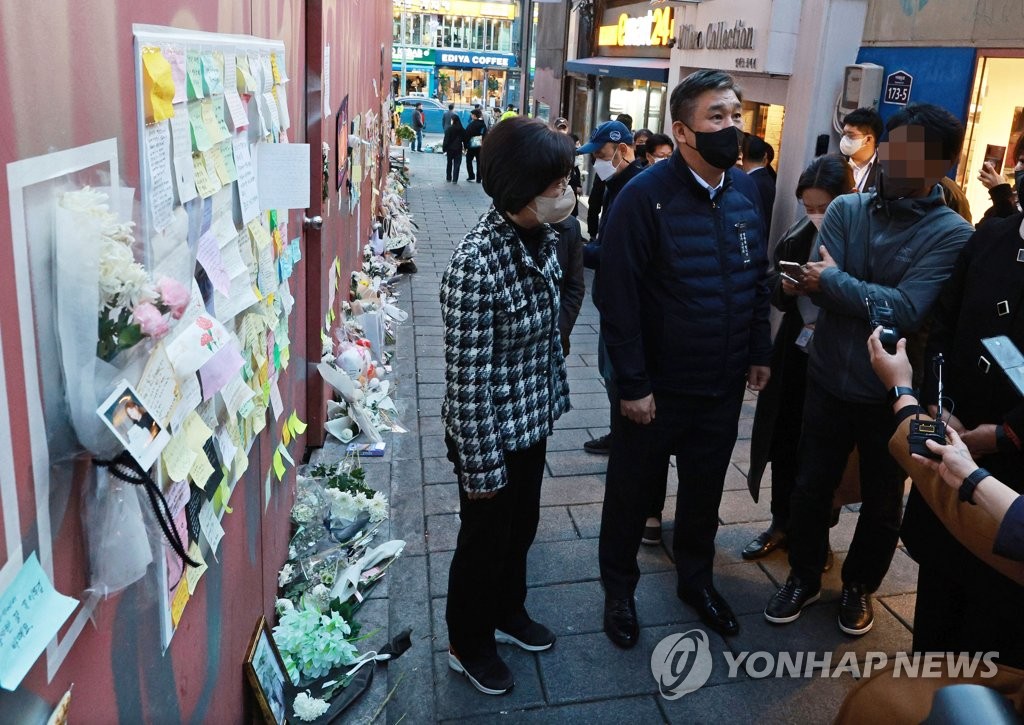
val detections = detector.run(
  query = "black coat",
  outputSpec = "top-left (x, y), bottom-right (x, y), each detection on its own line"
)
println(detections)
top-left (464, 119), bottom-right (486, 149)
top-left (552, 216), bottom-right (585, 354)
top-left (748, 166), bottom-right (777, 234)
top-left (442, 124), bottom-right (466, 155)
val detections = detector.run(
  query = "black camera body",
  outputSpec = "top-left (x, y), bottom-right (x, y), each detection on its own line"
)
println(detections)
top-left (869, 299), bottom-right (900, 354)
top-left (907, 418), bottom-right (946, 460)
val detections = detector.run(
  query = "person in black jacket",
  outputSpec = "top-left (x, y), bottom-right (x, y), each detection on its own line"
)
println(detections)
top-left (597, 70), bottom-right (772, 647)
top-left (741, 134), bottom-right (777, 234)
top-left (977, 133), bottom-right (1023, 226)
top-left (905, 209), bottom-right (1024, 666)
top-left (443, 115), bottom-right (466, 183)
top-left (464, 108), bottom-right (487, 182)
top-left (553, 216), bottom-right (585, 355)
top-left (744, 155), bottom-right (854, 562)
top-left (585, 113), bottom-right (633, 237)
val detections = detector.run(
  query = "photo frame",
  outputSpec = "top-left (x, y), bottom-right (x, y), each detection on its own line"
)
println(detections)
top-left (336, 95), bottom-right (349, 193)
top-left (97, 379), bottom-right (171, 470)
top-left (245, 616), bottom-right (289, 725)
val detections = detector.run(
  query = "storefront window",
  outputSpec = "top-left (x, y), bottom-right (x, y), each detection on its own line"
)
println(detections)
top-left (607, 80), bottom-right (667, 133)
top-left (392, 11), bottom-right (516, 52)
top-left (741, 102), bottom-right (785, 170)
top-left (960, 54), bottom-right (1024, 217)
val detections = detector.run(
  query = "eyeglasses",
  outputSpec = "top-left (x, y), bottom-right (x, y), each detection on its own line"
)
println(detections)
top-left (550, 175), bottom-right (572, 193)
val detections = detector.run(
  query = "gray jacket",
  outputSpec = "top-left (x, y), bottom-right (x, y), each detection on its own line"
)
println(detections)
top-left (807, 185), bottom-right (974, 403)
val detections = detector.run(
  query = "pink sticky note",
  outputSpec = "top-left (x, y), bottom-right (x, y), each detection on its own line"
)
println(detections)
top-left (199, 341), bottom-right (244, 401)
top-left (196, 229), bottom-right (230, 295)
top-left (166, 47), bottom-right (187, 104)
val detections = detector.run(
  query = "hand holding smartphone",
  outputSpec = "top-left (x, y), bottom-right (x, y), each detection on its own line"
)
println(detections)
top-left (779, 261), bottom-right (804, 287)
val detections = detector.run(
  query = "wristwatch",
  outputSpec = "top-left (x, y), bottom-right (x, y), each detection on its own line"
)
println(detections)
top-left (887, 386), bottom-right (915, 405)
top-left (959, 467), bottom-right (990, 505)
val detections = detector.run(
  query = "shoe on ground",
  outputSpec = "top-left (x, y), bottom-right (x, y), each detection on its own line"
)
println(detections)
top-left (583, 434), bottom-right (612, 455)
top-left (823, 543), bottom-right (835, 573)
top-left (495, 619), bottom-right (556, 652)
top-left (448, 649), bottom-right (514, 695)
top-left (467, 175), bottom-right (475, 181)
top-left (679, 585), bottom-right (739, 636)
top-left (764, 576), bottom-right (821, 624)
top-left (641, 517), bottom-right (662, 546)
top-left (838, 583), bottom-right (873, 636)
top-left (603, 596), bottom-right (639, 649)
top-left (741, 526), bottom-right (787, 560)
top-left (476, 179), bottom-right (482, 183)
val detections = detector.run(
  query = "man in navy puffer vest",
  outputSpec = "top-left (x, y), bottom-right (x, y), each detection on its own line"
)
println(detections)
top-left (597, 70), bottom-right (772, 646)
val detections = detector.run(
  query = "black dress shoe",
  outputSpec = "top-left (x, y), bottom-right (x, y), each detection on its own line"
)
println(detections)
top-left (741, 527), bottom-right (787, 560)
top-left (583, 434), bottom-right (612, 454)
top-left (764, 576), bottom-right (820, 624)
top-left (679, 585), bottom-right (739, 636)
top-left (603, 596), bottom-right (639, 648)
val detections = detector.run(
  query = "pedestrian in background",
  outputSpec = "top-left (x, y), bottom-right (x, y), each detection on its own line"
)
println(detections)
top-left (440, 116), bottom-right (576, 695)
top-left (412, 102), bottom-right (426, 152)
top-left (443, 102), bottom-right (457, 132)
top-left (464, 108), bottom-right (486, 183)
top-left (443, 115), bottom-right (466, 183)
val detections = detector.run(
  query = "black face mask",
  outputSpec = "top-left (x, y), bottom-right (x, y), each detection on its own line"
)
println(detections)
top-left (686, 125), bottom-right (741, 169)
top-left (635, 143), bottom-right (647, 158)
top-left (1015, 169), bottom-right (1024, 195)
top-left (876, 165), bottom-right (925, 201)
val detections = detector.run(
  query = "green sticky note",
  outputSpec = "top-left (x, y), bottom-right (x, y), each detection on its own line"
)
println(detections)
top-left (272, 449), bottom-right (285, 481)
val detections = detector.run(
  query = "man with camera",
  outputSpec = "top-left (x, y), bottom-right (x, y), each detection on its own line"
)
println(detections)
top-left (763, 104), bottom-right (974, 635)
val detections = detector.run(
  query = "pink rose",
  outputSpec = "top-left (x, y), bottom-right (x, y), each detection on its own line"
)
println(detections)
top-left (196, 316), bottom-right (213, 331)
top-left (199, 333), bottom-right (214, 347)
top-left (156, 277), bottom-right (190, 320)
top-left (134, 302), bottom-right (170, 339)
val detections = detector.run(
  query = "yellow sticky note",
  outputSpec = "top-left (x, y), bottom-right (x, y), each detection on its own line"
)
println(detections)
top-left (200, 98), bottom-right (223, 144)
top-left (193, 152), bottom-right (218, 198)
top-left (237, 53), bottom-right (257, 92)
top-left (189, 451), bottom-right (216, 489)
top-left (288, 411), bottom-right (308, 435)
top-left (142, 47), bottom-right (175, 123)
top-left (208, 144), bottom-right (232, 185)
top-left (270, 54), bottom-right (282, 84)
top-left (272, 228), bottom-right (283, 255)
top-left (171, 577), bottom-right (190, 628)
top-left (272, 449), bottom-right (286, 481)
top-left (162, 433), bottom-right (198, 482)
top-left (247, 219), bottom-right (273, 250)
top-left (184, 543), bottom-right (208, 594)
top-left (188, 100), bottom-right (213, 151)
top-left (182, 412), bottom-right (213, 451)
top-left (282, 422), bottom-right (292, 446)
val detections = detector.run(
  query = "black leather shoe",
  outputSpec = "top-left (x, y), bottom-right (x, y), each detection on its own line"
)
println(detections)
top-left (838, 583), bottom-right (873, 636)
top-left (741, 527), bottom-right (787, 560)
top-left (764, 576), bottom-right (820, 624)
top-left (584, 434), bottom-right (612, 454)
top-left (603, 597), bottom-right (639, 649)
top-left (679, 585), bottom-right (739, 636)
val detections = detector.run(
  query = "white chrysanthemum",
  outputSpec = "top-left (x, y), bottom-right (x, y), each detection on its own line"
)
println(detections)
top-left (367, 492), bottom-right (389, 523)
top-left (293, 691), bottom-right (330, 721)
top-left (326, 490), bottom-right (362, 521)
top-left (275, 598), bottom-right (294, 615)
top-left (308, 583), bottom-right (331, 611)
top-left (278, 563), bottom-right (296, 587)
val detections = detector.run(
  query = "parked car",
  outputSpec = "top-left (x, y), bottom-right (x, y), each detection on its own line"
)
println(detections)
top-left (396, 97), bottom-right (471, 131)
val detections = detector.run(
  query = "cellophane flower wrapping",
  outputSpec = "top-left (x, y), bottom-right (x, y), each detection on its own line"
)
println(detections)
top-left (54, 187), bottom-right (153, 596)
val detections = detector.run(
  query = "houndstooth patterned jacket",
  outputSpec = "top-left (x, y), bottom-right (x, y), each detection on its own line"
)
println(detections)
top-left (440, 207), bottom-right (571, 493)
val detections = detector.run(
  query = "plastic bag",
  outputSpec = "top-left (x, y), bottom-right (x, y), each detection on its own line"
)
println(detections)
top-left (82, 468), bottom-right (154, 597)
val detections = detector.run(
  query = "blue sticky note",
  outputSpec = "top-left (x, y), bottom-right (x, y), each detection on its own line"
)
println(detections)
top-left (280, 251), bottom-right (294, 281)
top-left (290, 238), bottom-right (301, 264)
top-left (0, 553), bottom-right (78, 690)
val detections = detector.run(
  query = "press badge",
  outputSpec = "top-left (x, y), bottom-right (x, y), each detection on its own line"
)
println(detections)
top-left (795, 325), bottom-right (814, 350)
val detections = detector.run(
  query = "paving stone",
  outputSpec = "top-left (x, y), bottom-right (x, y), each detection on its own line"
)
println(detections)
top-left (419, 433), bottom-right (448, 458)
top-left (546, 449), bottom-right (608, 477)
top-left (540, 475), bottom-right (606, 506)
top-left (564, 377), bottom-right (609, 394)
top-left (415, 366), bottom-right (446, 383)
top-left (423, 456), bottom-right (457, 484)
top-left (433, 648), bottom-right (546, 721)
top-left (545, 427), bottom-right (595, 452)
top-left (878, 593), bottom-right (916, 630)
top-left (568, 391), bottom-right (614, 409)
top-left (426, 513), bottom-right (461, 552)
top-left (418, 382), bottom-right (446, 399)
top-left (441, 695), bottom-right (665, 724)
top-left (424, 482), bottom-right (460, 516)
top-left (718, 489), bottom-right (774, 525)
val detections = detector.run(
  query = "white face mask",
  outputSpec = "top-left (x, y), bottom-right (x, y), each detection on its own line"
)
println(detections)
top-left (592, 149), bottom-right (621, 181)
top-left (531, 186), bottom-right (576, 224)
top-left (807, 212), bottom-right (825, 229)
top-left (839, 135), bottom-right (867, 157)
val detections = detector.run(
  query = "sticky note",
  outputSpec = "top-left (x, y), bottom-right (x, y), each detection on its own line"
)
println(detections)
top-left (188, 101), bottom-right (213, 152)
top-left (184, 543), bottom-right (208, 595)
top-left (186, 50), bottom-right (204, 100)
top-left (200, 99), bottom-right (225, 144)
top-left (272, 449), bottom-right (286, 480)
top-left (162, 433), bottom-right (197, 482)
top-left (170, 578), bottom-right (190, 628)
top-left (0, 553), bottom-right (78, 691)
top-left (288, 411), bottom-right (307, 435)
top-left (142, 47), bottom-right (175, 123)
top-left (201, 51), bottom-right (224, 96)
top-left (192, 152), bottom-right (219, 198)
top-left (217, 139), bottom-right (237, 182)
top-left (199, 502), bottom-right (225, 555)
top-left (211, 95), bottom-right (232, 141)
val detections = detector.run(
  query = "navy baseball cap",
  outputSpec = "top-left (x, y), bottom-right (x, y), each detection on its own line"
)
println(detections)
top-left (577, 120), bottom-right (634, 155)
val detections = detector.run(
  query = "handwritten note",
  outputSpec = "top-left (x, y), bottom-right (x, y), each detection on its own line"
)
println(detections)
top-left (170, 577), bottom-right (190, 628)
top-left (199, 502), bottom-right (225, 555)
top-left (169, 103), bottom-right (197, 203)
top-left (188, 101), bottom-right (213, 152)
top-left (0, 553), bottom-right (78, 691)
top-left (232, 136), bottom-right (260, 223)
top-left (166, 46), bottom-right (187, 104)
top-left (144, 121), bottom-right (175, 232)
top-left (200, 99), bottom-right (226, 145)
top-left (208, 144), bottom-right (231, 186)
top-left (238, 53), bottom-right (257, 93)
top-left (199, 342), bottom-right (243, 401)
top-left (169, 372), bottom-right (202, 434)
top-left (161, 432), bottom-right (197, 482)
top-left (136, 344), bottom-right (179, 426)
top-left (201, 52), bottom-right (223, 96)
top-left (192, 152), bottom-right (218, 199)
top-left (255, 143), bottom-right (311, 210)
top-left (275, 83), bottom-right (291, 132)
top-left (196, 229), bottom-right (230, 294)
top-left (211, 95), bottom-right (232, 141)
top-left (186, 50), bottom-right (204, 100)
top-left (184, 543), bottom-right (208, 595)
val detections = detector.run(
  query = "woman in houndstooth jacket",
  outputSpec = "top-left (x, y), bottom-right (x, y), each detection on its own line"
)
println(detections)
top-left (440, 117), bottom-right (576, 696)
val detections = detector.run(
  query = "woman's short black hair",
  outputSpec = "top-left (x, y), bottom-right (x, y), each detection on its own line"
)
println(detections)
top-left (480, 116), bottom-right (575, 214)
top-left (634, 128), bottom-right (653, 144)
top-left (795, 154), bottom-right (855, 199)
top-left (450, 115), bottom-right (464, 129)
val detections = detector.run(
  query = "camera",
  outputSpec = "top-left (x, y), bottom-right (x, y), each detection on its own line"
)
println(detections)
top-left (867, 298), bottom-right (900, 354)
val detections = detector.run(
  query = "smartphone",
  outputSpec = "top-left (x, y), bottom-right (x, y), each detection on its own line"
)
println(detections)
top-left (779, 261), bottom-right (803, 277)
top-left (780, 272), bottom-right (803, 286)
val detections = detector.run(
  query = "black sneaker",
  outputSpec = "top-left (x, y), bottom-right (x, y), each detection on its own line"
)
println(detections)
top-left (448, 649), bottom-right (514, 695)
top-left (838, 583), bottom-right (873, 636)
top-left (641, 518), bottom-right (662, 546)
top-left (495, 620), bottom-right (556, 652)
top-left (764, 576), bottom-right (820, 624)
top-left (583, 434), bottom-right (612, 454)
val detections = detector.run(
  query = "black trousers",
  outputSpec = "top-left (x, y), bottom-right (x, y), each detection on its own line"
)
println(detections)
top-left (446, 439), bottom-right (546, 660)
top-left (599, 383), bottom-right (745, 599)
top-left (446, 152), bottom-right (461, 181)
top-left (787, 379), bottom-right (902, 590)
top-left (465, 148), bottom-right (480, 179)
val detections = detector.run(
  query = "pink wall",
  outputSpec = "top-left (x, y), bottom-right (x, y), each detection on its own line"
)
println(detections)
top-left (0, 1), bottom-right (391, 721)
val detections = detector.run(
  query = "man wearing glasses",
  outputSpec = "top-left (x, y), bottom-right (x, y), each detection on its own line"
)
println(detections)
top-left (840, 107), bottom-right (883, 192)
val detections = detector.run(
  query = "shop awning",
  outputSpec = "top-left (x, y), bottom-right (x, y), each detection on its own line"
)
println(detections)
top-left (564, 56), bottom-right (669, 83)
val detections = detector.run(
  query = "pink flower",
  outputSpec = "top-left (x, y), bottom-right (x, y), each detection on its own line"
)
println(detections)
top-left (156, 277), bottom-right (189, 320)
top-left (134, 302), bottom-right (170, 339)
top-left (196, 316), bottom-right (213, 331)
top-left (199, 333), bottom-right (214, 347)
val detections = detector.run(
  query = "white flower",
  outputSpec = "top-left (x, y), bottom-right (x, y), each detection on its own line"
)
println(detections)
top-left (293, 691), bottom-right (330, 721)
top-left (275, 598), bottom-right (294, 615)
top-left (278, 563), bottom-right (296, 587)
top-left (326, 490), bottom-right (362, 521)
top-left (307, 583), bottom-right (332, 612)
top-left (289, 546), bottom-right (297, 560)
top-left (367, 492), bottom-right (389, 523)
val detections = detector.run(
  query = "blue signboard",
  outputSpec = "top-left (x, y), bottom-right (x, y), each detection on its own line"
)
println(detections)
top-left (435, 50), bottom-right (517, 69)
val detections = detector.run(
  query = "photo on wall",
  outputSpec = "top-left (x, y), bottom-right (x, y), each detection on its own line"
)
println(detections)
top-left (97, 380), bottom-right (170, 469)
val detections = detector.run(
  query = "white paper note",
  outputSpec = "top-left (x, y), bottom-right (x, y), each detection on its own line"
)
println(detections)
top-left (136, 344), bottom-right (180, 426)
top-left (168, 103), bottom-right (198, 204)
top-left (198, 502), bottom-right (225, 556)
top-left (145, 121), bottom-right (176, 232)
top-left (232, 136), bottom-right (260, 223)
top-left (255, 143), bottom-right (310, 210)
top-left (323, 44), bottom-right (331, 116)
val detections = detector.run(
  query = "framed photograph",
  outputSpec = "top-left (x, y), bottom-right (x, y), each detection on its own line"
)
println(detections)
top-left (96, 379), bottom-right (170, 469)
top-left (245, 617), bottom-right (289, 725)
